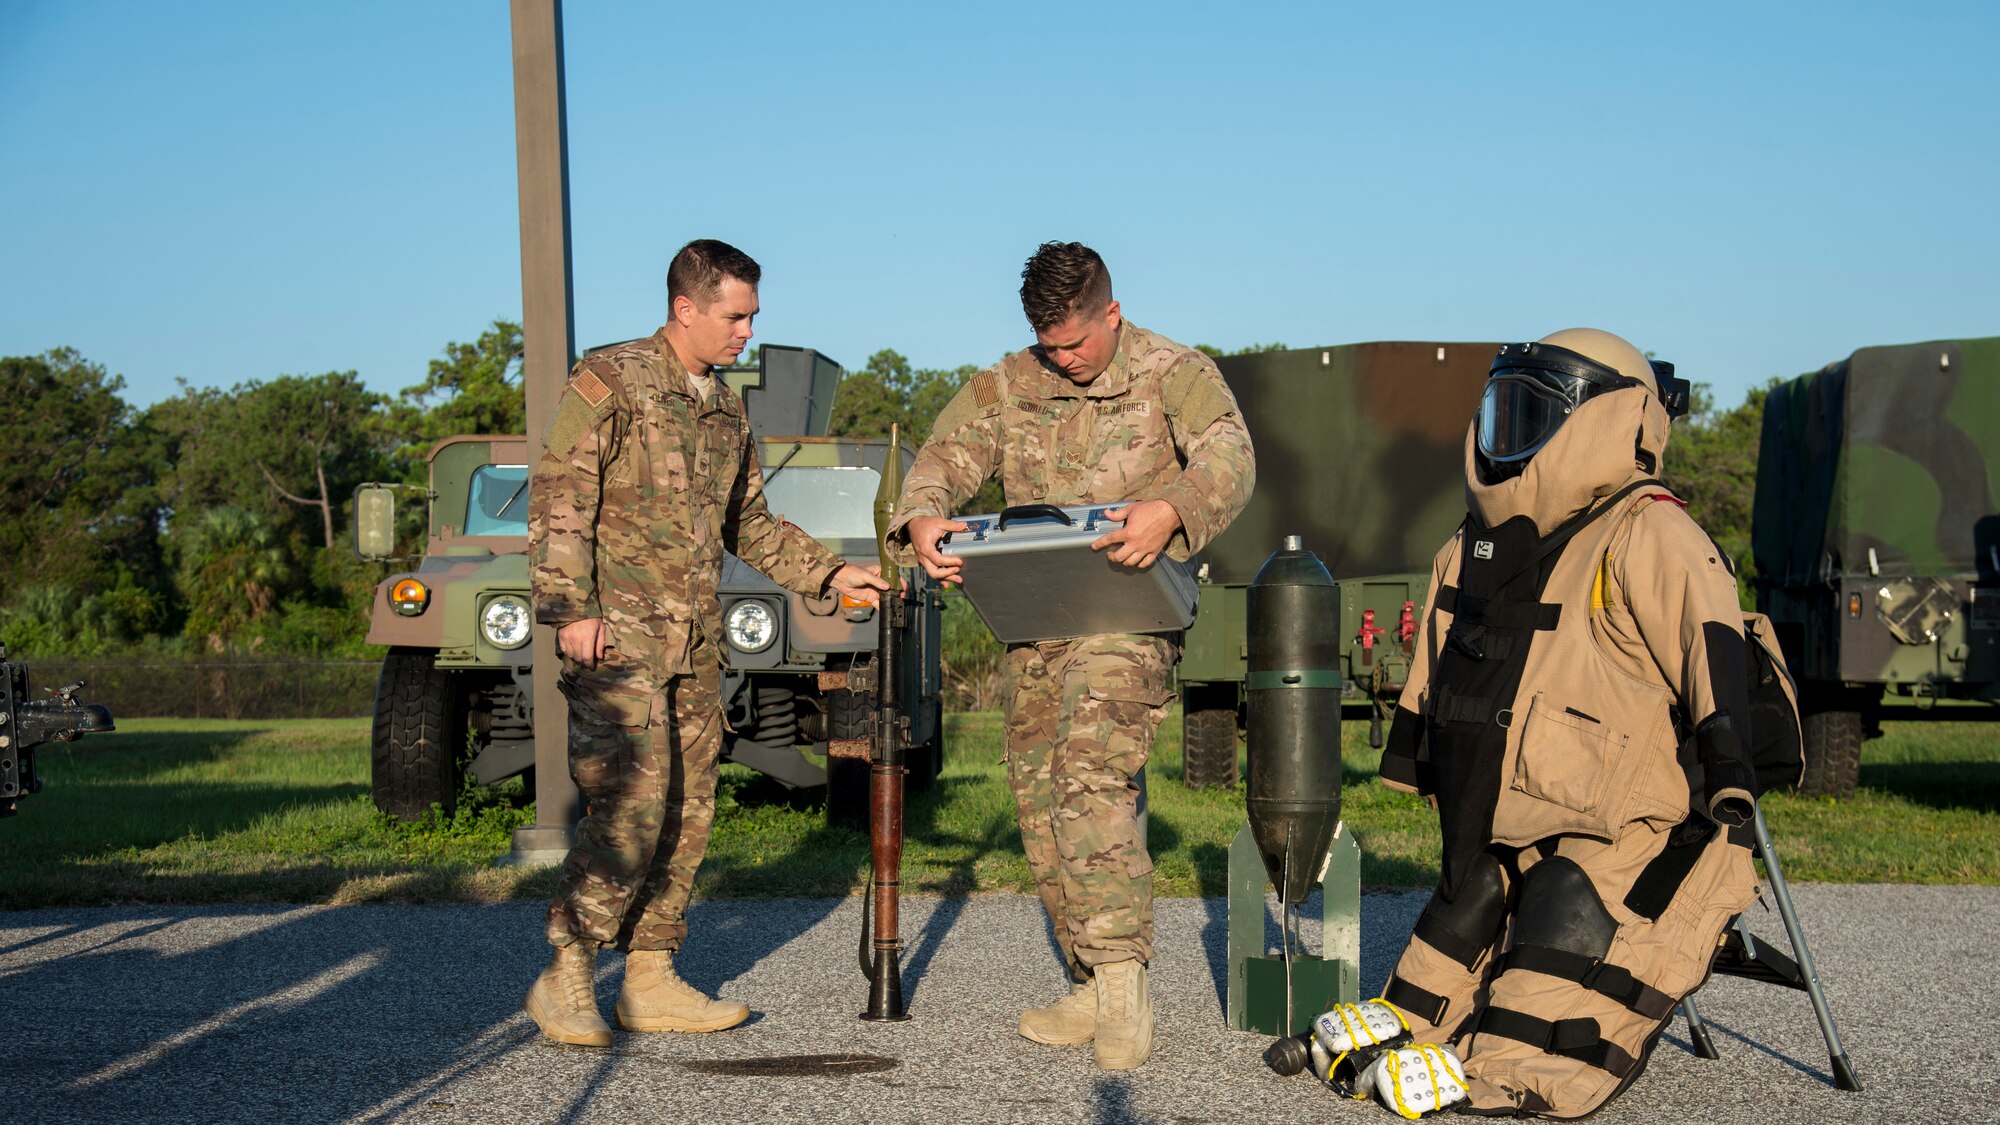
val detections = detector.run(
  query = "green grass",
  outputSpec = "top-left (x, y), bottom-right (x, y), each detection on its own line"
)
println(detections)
top-left (4, 712), bottom-right (1996, 909)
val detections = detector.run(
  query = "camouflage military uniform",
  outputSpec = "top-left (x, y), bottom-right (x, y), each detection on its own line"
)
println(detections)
top-left (530, 330), bottom-right (844, 952)
top-left (889, 323), bottom-right (1256, 974)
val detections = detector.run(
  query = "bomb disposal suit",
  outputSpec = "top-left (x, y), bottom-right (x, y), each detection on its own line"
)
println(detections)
top-left (1370, 329), bottom-right (1764, 1118)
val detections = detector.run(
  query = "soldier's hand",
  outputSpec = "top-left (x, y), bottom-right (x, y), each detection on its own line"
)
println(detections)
top-left (557, 618), bottom-right (608, 668)
top-left (1093, 499), bottom-right (1182, 570)
top-left (829, 563), bottom-right (891, 607)
top-left (907, 515), bottom-right (969, 585)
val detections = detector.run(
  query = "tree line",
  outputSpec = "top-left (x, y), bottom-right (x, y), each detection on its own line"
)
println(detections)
top-left (2, 321), bottom-right (529, 658)
top-left (0, 327), bottom-right (1771, 659)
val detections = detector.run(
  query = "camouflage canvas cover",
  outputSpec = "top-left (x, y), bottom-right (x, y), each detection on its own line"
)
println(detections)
top-left (1197, 342), bottom-right (1496, 584)
top-left (1752, 336), bottom-right (2000, 585)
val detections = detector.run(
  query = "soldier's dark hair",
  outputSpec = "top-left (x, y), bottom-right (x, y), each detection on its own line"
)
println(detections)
top-left (1019, 242), bottom-right (1113, 332)
top-left (667, 239), bottom-right (761, 308)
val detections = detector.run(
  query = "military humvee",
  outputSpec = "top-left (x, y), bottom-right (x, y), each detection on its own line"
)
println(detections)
top-left (1752, 336), bottom-right (2000, 798)
top-left (1178, 342), bottom-right (1497, 786)
top-left (353, 345), bottom-right (943, 823)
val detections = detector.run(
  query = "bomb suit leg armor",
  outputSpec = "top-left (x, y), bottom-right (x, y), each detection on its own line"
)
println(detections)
top-left (1377, 329), bottom-right (1762, 1118)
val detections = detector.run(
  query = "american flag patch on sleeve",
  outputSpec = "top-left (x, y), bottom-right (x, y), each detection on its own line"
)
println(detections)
top-left (571, 368), bottom-right (612, 407)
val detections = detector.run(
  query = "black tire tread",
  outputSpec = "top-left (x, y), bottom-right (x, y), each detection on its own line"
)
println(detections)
top-left (825, 687), bottom-right (870, 827)
top-left (1795, 706), bottom-right (1862, 800)
top-left (371, 647), bottom-right (462, 822)
top-left (1183, 705), bottom-right (1240, 789)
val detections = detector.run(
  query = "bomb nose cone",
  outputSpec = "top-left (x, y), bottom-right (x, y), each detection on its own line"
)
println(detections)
top-left (1246, 540), bottom-right (1342, 902)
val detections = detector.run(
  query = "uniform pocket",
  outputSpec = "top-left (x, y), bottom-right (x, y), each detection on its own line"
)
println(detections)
top-left (1511, 693), bottom-right (1619, 816)
top-left (1081, 681), bottom-right (1175, 780)
top-left (559, 648), bottom-right (657, 729)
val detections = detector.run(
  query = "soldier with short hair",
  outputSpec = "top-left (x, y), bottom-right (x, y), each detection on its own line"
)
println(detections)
top-left (890, 242), bottom-right (1256, 1069)
top-left (525, 238), bottom-right (887, 1047)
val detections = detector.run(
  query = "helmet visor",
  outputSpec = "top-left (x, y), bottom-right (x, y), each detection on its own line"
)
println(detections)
top-left (1478, 372), bottom-right (1580, 463)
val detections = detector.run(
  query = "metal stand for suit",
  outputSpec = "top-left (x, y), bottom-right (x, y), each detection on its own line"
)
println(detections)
top-left (1678, 804), bottom-right (1863, 1092)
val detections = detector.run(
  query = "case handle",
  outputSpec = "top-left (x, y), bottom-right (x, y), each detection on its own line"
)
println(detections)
top-left (997, 504), bottom-right (1073, 530)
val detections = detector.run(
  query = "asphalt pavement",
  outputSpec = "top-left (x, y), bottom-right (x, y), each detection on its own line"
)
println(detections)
top-left (4, 883), bottom-right (1994, 1124)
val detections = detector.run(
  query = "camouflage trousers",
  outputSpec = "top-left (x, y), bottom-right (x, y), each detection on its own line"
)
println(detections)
top-left (545, 651), bottom-right (722, 952)
top-left (1004, 633), bottom-right (1177, 976)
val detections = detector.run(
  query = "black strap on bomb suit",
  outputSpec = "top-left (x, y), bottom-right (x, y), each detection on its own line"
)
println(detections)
top-left (1422, 480), bottom-right (1664, 896)
top-left (1469, 1007), bottom-right (1640, 1079)
top-left (1489, 946), bottom-right (1677, 1020)
top-left (1384, 976), bottom-right (1451, 1027)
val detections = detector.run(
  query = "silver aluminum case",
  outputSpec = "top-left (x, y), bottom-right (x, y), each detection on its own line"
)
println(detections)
top-left (942, 504), bottom-right (1198, 643)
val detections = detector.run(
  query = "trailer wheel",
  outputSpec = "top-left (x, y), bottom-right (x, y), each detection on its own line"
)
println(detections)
top-left (1795, 702), bottom-right (1862, 800)
top-left (1182, 684), bottom-right (1240, 788)
top-left (825, 687), bottom-right (871, 828)
top-left (372, 647), bottom-right (465, 822)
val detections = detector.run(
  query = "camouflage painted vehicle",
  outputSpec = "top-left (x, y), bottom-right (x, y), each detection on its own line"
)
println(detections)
top-left (1179, 342), bottom-right (1497, 786)
top-left (1752, 335), bottom-right (2000, 798)
top-left (353, 346), bottom-right (943, 823)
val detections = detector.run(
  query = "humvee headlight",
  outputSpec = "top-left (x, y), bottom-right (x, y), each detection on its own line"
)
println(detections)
top-left (481, 595), bottom-right (532, 649)
top-left (725, 599), bottom-right (777, 653)
top-left (390, 578), bottom-right (429, 616)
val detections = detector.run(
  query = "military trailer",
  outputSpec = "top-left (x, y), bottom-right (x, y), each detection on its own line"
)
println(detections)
top-left (1179, 342), bottom-right (1497, 786)
top-left (353, 345), bottom-right (943, 824)
top-left (1752, 336), bottom-right (2000, 799)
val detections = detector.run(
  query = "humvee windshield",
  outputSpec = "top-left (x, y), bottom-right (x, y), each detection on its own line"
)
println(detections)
top-left (466, 464), bottom-right (530, 536)
top-left (762, 466), bottom-right (881, 540)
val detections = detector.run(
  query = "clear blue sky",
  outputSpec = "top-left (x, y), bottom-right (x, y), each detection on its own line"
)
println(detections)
top-left (3, 1), bottom-right (1995, 412)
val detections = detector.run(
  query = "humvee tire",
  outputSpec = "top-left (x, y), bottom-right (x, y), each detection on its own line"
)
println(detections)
top-left (1796, 698), bottom-right (1862, 800)
top-left (1181, 684), bottom-right (1240, 788)
top-left (826, 687), bottom-right (870, 828)
top-left (372, 647), bottom-right (465, 821)
top-left (825, 688), bottom-right (942, 825)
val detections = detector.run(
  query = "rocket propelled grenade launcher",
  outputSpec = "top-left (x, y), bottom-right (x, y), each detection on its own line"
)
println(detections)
top-left (858, 423), bottom-right (910, 1021)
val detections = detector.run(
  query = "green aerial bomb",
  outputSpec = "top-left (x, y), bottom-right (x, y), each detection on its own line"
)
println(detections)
top-left (1227, 535), bottom-right (1360, 1041)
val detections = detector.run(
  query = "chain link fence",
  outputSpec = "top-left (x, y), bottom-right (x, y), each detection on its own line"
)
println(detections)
top-left (22, 656), bottom-right (380, 720)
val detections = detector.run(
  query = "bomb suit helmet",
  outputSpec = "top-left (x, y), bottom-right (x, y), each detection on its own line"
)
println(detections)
top-left (1475, 327), bottom-right (1693, 479)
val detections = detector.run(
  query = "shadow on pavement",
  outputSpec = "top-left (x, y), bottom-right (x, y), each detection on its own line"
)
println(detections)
top-left (4, 903), bottom-right (546, 1123)
top-left (3, 894), bottom-right (863, 1124)
top-left (1090, 1075), bottom-right (1157, 1124)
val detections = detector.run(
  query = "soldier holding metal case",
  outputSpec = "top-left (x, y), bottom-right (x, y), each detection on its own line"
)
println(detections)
top-left (888, 242), bottom-right (1255, 1069)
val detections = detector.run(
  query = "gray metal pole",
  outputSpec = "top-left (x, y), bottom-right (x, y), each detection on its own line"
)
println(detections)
top-left (1752, 804), bottom-right (1862, 1091)
top-left (505, 0), bottom-right (580, 866)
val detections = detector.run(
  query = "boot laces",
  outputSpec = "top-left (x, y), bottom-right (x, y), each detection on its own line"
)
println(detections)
top-left (641, 952), bottom-right (705, 1001)
top-left (1104, 967), bottom-right (1131, 1020)
top-left (555, 949), bottom-right (597, 1007)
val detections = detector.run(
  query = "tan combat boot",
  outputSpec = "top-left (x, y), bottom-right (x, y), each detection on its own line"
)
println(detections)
top-left (1092, 959), bottom-right (1153, 1070)
top-left (616, 950), bottom-right (750, 1032)
top-left (1018, 978), bottom-right (1096, 1045)
top-left (524, 942), bottom-right (613, 1047)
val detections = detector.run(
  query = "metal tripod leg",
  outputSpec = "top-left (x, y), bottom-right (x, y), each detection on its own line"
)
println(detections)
top-left (1752, 804), bottom-right (1863, 1092)
top-left (1679, 993), bottom-right (1720, 1059)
